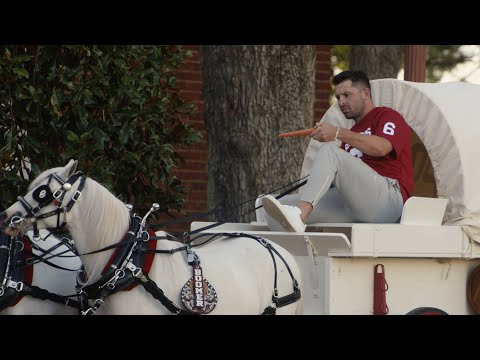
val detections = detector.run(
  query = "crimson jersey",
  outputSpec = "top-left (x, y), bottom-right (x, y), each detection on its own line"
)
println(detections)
top-left (340, 107), bottom-right (414, 203)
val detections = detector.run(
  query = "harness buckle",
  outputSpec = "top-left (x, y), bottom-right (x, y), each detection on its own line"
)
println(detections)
top-left (132, 268), bottom-right (143, 278)
top-left (125, 259), bottom-right (147, 281)
top-left (272, 288), bottom-right (279, 300)
top-left (72, 190), bottom-right (82, 202)
top-left (81, 307), bottom-right (96, 315)
top-left (258, 237), bottom-right (269, 247)
top-left (293, 280), bottom-right (299, 290)
top-left (93, 298), bottom-right (104, 309)
top-left (7, 279), bottom-right (24, 292)
top-left (53, 189), bottom-right (63, 199)
top-left (80, 299), bottom-right (103, 315)
top-left (187, 251), bottom-right (199, 265)
top-left (126, 259), bottom-right (138, 272)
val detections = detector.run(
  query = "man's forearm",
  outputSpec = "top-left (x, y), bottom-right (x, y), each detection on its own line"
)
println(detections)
top-left (337, 128), bottom-right (393, 157)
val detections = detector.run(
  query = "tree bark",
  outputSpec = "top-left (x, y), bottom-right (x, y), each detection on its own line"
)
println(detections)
top-left (349, 45), bottom-right (402, 79)
top-left (200, 45), bottom-right (316, 222)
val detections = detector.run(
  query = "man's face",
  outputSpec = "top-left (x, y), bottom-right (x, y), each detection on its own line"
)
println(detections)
top-left (334, 80), bottom-right (369, 120)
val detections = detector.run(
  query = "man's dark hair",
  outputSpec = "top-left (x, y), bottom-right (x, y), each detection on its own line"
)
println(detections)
top-left (332, 70), bottom-right (371, 91)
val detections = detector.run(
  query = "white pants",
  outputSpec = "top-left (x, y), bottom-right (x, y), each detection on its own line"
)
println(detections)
top-left (282, 142), bottom-right (404, 223)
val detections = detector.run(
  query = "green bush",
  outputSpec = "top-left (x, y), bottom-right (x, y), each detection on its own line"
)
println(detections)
top-left (0, 45), bottom-right (201, 215)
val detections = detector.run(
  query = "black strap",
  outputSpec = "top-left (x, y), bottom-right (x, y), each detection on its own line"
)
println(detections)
top-left (135, 272), bottom-right (195, 315)
top-left (219, 232), bottom-right (302, 311)
top-left (17, 237), bottom-right (79, 272)
top-left (21, 283), bottom-right (81, 309)
top-left (261, 306), bottom-right (277, 315)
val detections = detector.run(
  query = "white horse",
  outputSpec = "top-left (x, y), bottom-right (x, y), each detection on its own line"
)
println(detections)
top-left (0, 160), bottom-right (303, 315)
top-left (0, 230), bottom-right (81, 315)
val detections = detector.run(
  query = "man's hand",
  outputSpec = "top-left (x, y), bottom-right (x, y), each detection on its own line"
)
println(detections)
top-left (311, 122), bottom-right (338, 142)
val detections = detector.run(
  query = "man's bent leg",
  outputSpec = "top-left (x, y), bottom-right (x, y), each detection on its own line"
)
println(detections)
top-left (300, 142), bottom-right (344, 208)
top-left (277, 189), bottom-right (356, 223)
top-left (300, 142), bottom-right (403, 223)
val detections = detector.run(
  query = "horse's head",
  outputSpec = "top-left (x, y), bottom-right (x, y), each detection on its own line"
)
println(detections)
top-left (0, 160), bottom-right (79, 237)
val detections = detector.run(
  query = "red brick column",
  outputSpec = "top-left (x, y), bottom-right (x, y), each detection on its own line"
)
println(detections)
top-left (157, 45), bottom-right (208, 234)
top-left (314, 45), bottom-right (332, 124)
top-left (404, 45), bottom-right (427, 82)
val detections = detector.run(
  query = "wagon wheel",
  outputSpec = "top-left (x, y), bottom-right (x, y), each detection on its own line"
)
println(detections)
top-left (405, 307), bottom-right (448, 315)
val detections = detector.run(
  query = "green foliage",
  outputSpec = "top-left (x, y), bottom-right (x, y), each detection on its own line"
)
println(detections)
top-left (0, 45), bottom-right (201, 215)
top-left (331, 45), bottom-right (349, 72)
top-left (331, 45), bottom-right (477, 82)
top-left (426, 45), bottom-right (474, 82)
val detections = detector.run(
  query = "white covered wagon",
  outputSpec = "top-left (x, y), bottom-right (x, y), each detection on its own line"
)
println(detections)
top-left (192, 79), bottom-right (480, 315)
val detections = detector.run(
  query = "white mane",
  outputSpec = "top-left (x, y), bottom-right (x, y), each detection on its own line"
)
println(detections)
top-left (68, 177), bottom-right (130, 285)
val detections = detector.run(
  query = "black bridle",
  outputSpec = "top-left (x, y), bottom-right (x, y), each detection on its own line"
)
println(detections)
top-left (14, 171), bottom-right (86, 241)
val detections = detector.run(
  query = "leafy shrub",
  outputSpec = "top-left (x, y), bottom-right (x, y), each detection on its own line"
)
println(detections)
top-left (0, 45), bottom-right (201, 215)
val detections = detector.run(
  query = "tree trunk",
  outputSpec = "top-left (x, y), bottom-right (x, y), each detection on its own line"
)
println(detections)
top-left (349, 45), bottom-right (402, 79)
top-left (200, 45), bottom-right (316, 222)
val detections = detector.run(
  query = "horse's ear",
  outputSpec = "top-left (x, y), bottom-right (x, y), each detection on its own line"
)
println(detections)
top-left (63, 159), bottom-right (78, 178)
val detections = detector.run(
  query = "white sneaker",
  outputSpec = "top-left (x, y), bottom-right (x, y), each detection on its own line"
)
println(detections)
top-left (262, 195), bottom-right (306, 232)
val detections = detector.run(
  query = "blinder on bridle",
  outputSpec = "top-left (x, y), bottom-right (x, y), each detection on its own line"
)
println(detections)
top-left (13, 171), bottom-right (85, 241)
top-left (32, 185), bottom-right (54, 206)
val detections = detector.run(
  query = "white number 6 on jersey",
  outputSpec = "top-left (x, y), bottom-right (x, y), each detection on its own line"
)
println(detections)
top-left (383, 122), bottom-right (396, 135)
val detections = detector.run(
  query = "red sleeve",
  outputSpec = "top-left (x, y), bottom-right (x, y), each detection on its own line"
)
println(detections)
top-left (373, 109), bottom-right (410, 159)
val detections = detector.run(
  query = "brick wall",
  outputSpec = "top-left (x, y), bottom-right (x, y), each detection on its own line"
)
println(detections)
top-left (314, 45), bottom-right (332, 124)
top-left (155, 45), bottom-right (208, 234)
top-left (157, 45), bottom-right (332, 235)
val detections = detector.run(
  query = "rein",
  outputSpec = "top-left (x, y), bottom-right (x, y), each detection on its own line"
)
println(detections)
top-left (64, 175), bottom-right (309, 257)
top-left (0, 233), bottom-right (81, 311)
top-left (149, 175), bottom-right (309, 232)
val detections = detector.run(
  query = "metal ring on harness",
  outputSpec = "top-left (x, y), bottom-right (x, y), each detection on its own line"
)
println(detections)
top-left (15, 240), bottom-right (24, 252)
top-left (9, 216), bottom-right (24, 229)
top-left (139, 230), bottom-right (150, 242)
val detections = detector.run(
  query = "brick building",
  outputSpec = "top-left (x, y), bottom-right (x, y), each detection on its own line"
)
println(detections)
top-left (158, 45), bottom-right (332, 233)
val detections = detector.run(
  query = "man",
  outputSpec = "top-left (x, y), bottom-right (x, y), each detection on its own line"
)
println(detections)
top-left (262, 70), bottom-right (414, 232)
